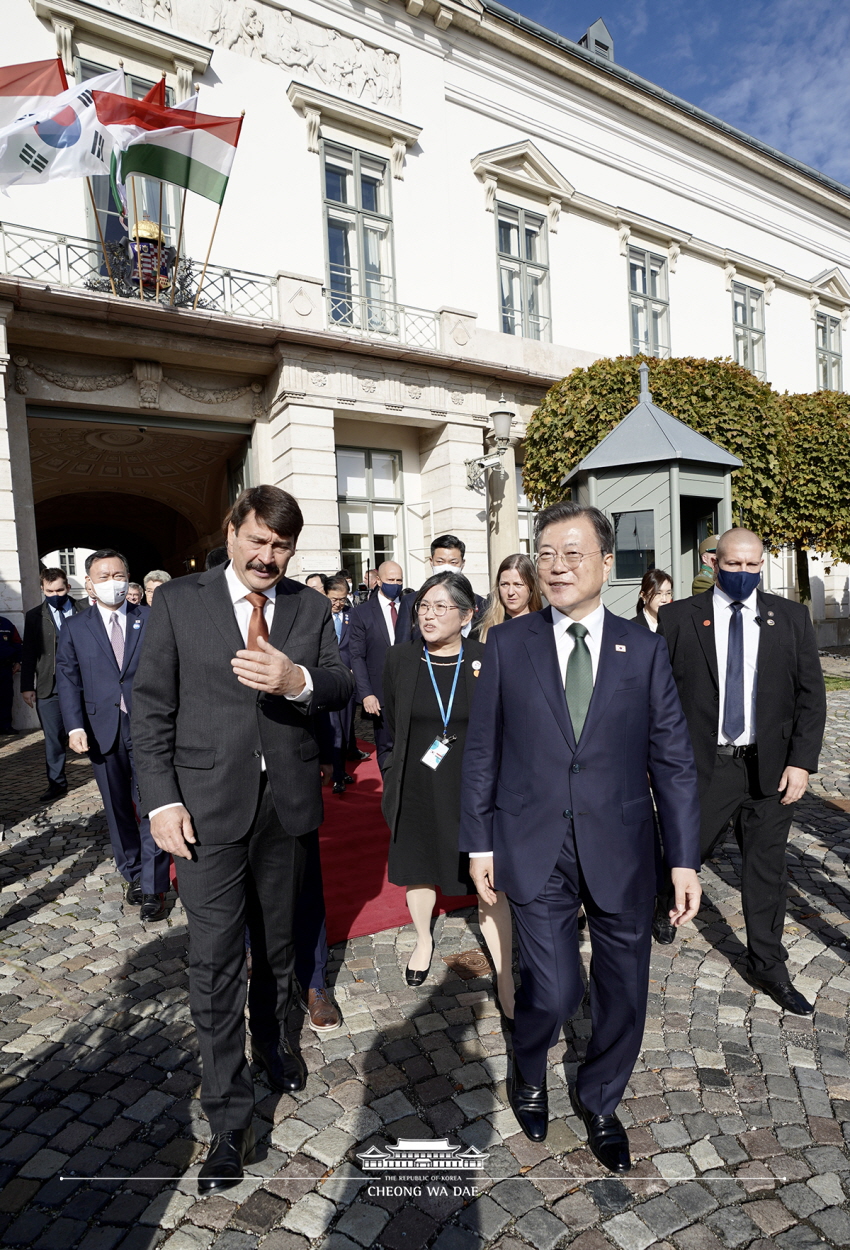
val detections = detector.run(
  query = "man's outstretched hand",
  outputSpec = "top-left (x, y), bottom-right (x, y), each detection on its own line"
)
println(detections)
top-left (669, 867), bottom-right (702, 927)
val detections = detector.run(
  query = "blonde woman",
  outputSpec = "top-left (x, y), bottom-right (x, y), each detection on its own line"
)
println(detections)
top-left (475, 554), bottom-right (543, 643)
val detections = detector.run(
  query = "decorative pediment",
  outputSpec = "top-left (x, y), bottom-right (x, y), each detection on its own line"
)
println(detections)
top-left (471, 141), bottom-right (574, 232)
top-left (287, 82), bottom-right (421, 179)
top-left (810, 267), bottom-right (850, 303)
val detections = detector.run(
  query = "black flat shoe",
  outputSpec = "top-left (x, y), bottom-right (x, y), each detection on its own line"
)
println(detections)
top-left (508, 1060), bottom-right (548, 1141)
top-left (570, 1086), bottom-right (631, 1173)
top-left (198, 1127), bottom-right (256, 1194)
top-left (405, 939), bottom-right (434, 987)
top-left (251, 1037), bottom-right (308, 1092)
top-left (745, 973), bottom-right (814, 1015)
top-left (140, 893), bottom-right (167, 922)
top-left (125, 876), bottom-right (142, 906)
top-left (652, 903), bottom-right (677, 945)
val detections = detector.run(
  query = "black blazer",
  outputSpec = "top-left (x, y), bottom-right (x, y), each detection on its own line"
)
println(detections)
top-left (131, 565), bottom-right (354, 842)
top-left (380, 637), bottom-right (486, 836)
top-left (348, 593), bottom-right (401, 704)
top-left (21, 599), bottom-right (86, 698)
top-left (632, 611), bottom-right (650, 629)
top-left (657, 589), bottom-right (826, 795)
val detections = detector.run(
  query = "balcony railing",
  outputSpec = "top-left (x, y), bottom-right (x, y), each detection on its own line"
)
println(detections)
top-left (325, 288), bottom-right (439, 351)
top-left (0, 221), bottom-right (278, 322)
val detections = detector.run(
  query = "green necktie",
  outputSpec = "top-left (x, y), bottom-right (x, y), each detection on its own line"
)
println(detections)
top-left (565, 621), bottom-right (593, 740)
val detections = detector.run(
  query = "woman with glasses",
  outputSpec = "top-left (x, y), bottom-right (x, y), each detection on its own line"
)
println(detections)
top-left (633, 569), bottom-right (673, 632)
top-left (475, 554), bottom-right (543, 643)
top-left (381, 571), bottom-right (515, 1022)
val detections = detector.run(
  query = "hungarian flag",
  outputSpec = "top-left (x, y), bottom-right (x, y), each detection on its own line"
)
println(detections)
top-left (0, 68), bottom-right (124, 191)
top-left (0, 57), bottom-right (68, 131)
top-left (94, 92), bottom-right (242, 206)
top-left (107, 78), bottom-right (190, 216)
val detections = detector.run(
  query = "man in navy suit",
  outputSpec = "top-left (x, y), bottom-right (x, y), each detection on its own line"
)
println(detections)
top-left (56, 548), bottom-right (170, 921)
top-left (461, 502), bottom-right (701, 1171)
top-left (347, 560), bottom-right (404, 769)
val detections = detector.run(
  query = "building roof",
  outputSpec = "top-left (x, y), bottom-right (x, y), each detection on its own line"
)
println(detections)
top-left (562, 363), bottom-right (742, 481)
top-left (482, 1), bottom-right (850, 204)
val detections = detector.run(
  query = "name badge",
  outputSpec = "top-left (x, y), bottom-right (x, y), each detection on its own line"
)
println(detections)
top-left (421, 736), bottom-right (454, 770)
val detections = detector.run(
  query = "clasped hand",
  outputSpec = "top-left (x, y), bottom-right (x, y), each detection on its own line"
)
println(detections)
top-left (231, 636), bottom-right (305, 697)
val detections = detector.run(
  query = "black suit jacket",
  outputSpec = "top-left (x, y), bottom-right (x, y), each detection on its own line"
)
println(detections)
top-left (632, 611), bottom-right (650, 629)
top-left (131, 565), bottom-right (354, 842)
top-left (56, 603), bottom-right (149, 752)
top-left (657, 589), bottom-right (826, 795)
top-left (348, 593), bottom-right (400, 704)
top-left (21, 599), bottom-right (86, 698)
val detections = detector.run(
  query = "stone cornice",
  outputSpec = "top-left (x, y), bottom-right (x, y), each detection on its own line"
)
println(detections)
top-left (286, 82), bottom-right (422, 177)
top-left (31, 0), bottom-right (213, 75)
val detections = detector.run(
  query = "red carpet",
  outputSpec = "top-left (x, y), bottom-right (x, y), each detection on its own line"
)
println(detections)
top-left (318, 741), bottom-right (477, 946)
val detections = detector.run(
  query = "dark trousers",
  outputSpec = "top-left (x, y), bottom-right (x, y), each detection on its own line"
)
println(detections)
top-left (510, 827), bottom-right (653, 1113)
top-left (683, 753), bottom-right (793, 983)
top-left (36, 694), bottom-right (68, 786)
top-left (176, 777), bottom-right (309, 1133)
top-left (293, 829), bottom-right (329, 993)
top-left (370, 714), bottom-right (392, 771)
top-left (90, 712), bottom-right (170, 894)
top-left (0, 667), bottom-right (13, 731)
top-left (330, 699), bottom-right (354, 784)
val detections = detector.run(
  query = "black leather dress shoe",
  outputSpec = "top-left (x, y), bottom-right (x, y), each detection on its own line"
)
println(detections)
top-left (198, 1126), bottom-right (256, 1194)
top-left (746, 974), bottom-right (814, 1015)
top-left (347, 749), bottom-right (371, 761)
top-left (652, 904), bottom-right (677, 945)
top-left (39, 782), bottom-right (67, 802)
top-left (251, 1038), bottom-right (308, 1092)
top-left (125, 876), bottom-right (142, 906)
top-left (140, 893), bottom-right (167, 921)
top-left (405, 939), bottom-right (434, 987)
top-left (343, 773), bottom-right (356, 785)
top-left (332, 781), bottom-right (346, 794)
top-left (570, 1086), bottom-right (631, 1173)
top-left (508, 1061), bottom-right (548, 1142)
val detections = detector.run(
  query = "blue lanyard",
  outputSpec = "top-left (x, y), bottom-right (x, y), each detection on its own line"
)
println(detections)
top-left (424, 644), bottom-right (464, 737)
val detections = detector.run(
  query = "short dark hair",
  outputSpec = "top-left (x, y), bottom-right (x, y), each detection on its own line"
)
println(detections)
top-left (40, 567), bottom-right (68, 586)
top-left (85, 548), bottom-right (130, 577)
top-left (325, 576), bottom-right (348, 594)
top-left (337, 569), bottom-right (352, 580)
top-left (305, 573), bottom-right (326, 588)
top-left (226, 485), bottom-right (304, 541)
top-left (431, 535), bottom-right (465, 559)
top-left (534, 502), bottom-right (614, 556)
top-left (205, 547), bottom-right (228, 570)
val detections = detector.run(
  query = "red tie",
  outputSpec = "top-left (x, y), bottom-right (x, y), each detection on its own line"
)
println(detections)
top-left (246, 592), bottom-right (269, 650)
top-left (390, 601), bottom-right (398, 630)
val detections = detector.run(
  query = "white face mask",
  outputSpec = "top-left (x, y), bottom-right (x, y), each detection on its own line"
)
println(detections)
top-left (92, 579), bottom-right (128, 607)
top-left (432, 561), bottom-right (462, 571)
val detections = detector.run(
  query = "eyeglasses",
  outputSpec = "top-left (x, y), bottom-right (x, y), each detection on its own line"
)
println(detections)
top-left (536, 549), bottom-right (602, 569)
top-left (416, 602), bottom-right (461, 618)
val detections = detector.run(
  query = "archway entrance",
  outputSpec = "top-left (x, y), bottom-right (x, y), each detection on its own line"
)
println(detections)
top-left (27, 409), bottom-right (250, 580)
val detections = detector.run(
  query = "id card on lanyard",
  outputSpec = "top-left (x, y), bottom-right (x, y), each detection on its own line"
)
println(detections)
top-left (420, 644), bottom-right (463, 771)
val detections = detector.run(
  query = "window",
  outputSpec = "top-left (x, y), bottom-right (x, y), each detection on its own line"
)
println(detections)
top-left (613, 511), bottom-right (655, 581)
top-left (516, 466), bottom-right (536, 555)
top-left (58, 548), bottom-right (76, 577)
top-left (336, 448), bottom-right (403, 585)
top-left (732, 282), bottom-right (766, 380)
top-left (497, 204), bottom-right (550, 341)
top-left (816, 312), bottom-right (842, 391)
top-left (628, 248), bottom-right (669, 357)
top-left (323, 143), bottom-right (393, 331)
top-left (78, 59), bottom-right (177, 249)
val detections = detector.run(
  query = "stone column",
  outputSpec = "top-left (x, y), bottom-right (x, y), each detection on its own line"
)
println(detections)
top-left (486, 435), bottom-right (520, 582)
top-left (268, 397), bottom-right (339, 577)
top-left (419, 420), bottom-right (489, 596)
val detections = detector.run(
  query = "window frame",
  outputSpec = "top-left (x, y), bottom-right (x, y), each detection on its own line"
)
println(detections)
top-left (816, 310), bottom-right (843, 392)
top-left (628, 246), bottom-right (670, 358)
top-left (321, 140), bottom-right (395, 331)
top-left (731, 281), bottom-right (766, 381)
top-left (611, 509), bottom-right (656, 584)
top-left (515, 464), bottom-right (536, 556)
top-left (336, 446), bottom-right (406, 585)
top-left (496, 201), bottom-right (551, 342)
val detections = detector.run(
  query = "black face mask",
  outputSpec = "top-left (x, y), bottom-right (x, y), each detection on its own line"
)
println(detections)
top-left (45, 593), bottom-right (70, 611)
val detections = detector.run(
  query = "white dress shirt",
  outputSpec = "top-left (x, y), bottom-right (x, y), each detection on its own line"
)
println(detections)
top-left (713, 585), bottom-right (759, 746)
top-left (642, 609), bottom-right (658, 633)
top-left (49, 599), bottom-right (76, 631)
top-left (377, 590), bottom-right (399, 643)
top-left (470, 601), bottom-right (606, 858)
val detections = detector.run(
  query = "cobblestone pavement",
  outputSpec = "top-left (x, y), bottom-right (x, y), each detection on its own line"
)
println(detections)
top-left (1, 696), bottom-right (850, 1250)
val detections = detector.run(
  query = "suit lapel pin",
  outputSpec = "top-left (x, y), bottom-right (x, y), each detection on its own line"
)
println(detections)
top-left (615, 644), bottom-right (626, 652)
top-left (133, 620), bottom-right (141, 629)
top-left (472, 660), bottom-right (482, 676)
top-left (767, 610), bottom-right (774, 617)
top-left (703, 620), bottom-right (711, 626)
top-left (767, 620), bottom-right (775, 626)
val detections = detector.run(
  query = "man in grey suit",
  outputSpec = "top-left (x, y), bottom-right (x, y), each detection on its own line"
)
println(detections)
top-left (132, 486), bottom-right (354, 1193)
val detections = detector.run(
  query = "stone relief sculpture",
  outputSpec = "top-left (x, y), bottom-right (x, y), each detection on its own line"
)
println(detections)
top-left (107, 0), bottom-right (173, 25)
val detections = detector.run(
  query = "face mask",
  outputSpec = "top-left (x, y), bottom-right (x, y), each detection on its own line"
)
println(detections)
top-left (45, 593), bottom-right (70, 610)
top-left (432, 561), bottom-right (461, 571)
top-left (380, 582), bottom-right (402, 601)
top-left (715, 567), bottom-right (761, 600)
top-left (92, 579), bottom-right (128, 607)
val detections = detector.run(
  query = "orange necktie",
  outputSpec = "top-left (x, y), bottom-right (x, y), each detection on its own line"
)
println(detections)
top-left (246, 592), bottom-right (269, 651)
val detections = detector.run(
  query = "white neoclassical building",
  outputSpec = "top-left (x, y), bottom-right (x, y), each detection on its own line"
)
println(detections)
top-left (2, 0), bottom-right (850, 716)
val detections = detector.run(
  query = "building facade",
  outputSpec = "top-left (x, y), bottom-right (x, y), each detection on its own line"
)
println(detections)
top-left (3, 0), bottom-right (850, 732)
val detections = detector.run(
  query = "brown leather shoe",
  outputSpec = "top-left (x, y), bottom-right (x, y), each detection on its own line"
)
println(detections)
top-left (300, 987), bottom-right (342, 1033)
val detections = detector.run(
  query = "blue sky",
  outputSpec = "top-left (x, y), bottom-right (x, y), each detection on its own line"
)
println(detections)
top-left (502, 1), bottom-right (850, 186)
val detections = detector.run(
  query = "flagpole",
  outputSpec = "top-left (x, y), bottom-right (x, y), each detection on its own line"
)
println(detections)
top-left (130, 177), bottom-right (144, 301)
top-left (192, 203), bottom-right (221, 310)
top-left (86, 177), bottom-right (116, 296)
top-left (155, 181), bottom-right (163, 304)
top-left (170, 186), bottom-right (188, 306)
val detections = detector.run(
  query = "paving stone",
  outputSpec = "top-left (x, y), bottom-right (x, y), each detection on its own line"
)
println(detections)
top-left (333, 1202), bottom-right (391, 1246)
top-left (513, 1207), bottom-right (570, 1250)
top-left (161, 1229), bottom-right (215, 1250)
top-left (811, 1208), bottom-right (850, 1246)
top-left (229, 1190), bottom-right (287, 1234)
top-left (379, 1206), bottom-right (439, 1250)
top-left (705, 1207), bottom-right (761, 1247)
top-left (283, 1193), bottom-right (336, 1240)
top-left (603, 1212), bottom-right (655, 1250)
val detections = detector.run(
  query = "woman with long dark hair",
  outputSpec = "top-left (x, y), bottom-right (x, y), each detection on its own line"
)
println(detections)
top-left (381, 571), bottom-right (515, 1021)
top-left (475, 553), bottom-right (542, 643)
top-left (634, 569), bottom-right (673, 632)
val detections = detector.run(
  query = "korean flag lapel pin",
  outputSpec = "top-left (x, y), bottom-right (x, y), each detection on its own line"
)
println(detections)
top-left (472, 660), bottom-right (482, 677)
top-left (615, 644), bottom-right (626, 652)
